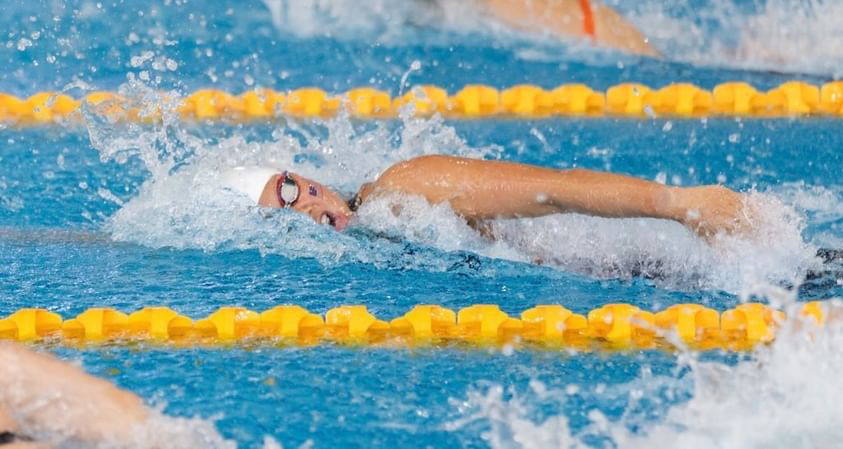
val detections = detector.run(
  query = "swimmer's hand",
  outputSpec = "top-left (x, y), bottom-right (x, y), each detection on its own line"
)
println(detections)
top-left (671, 185), bottom-right (754, 239)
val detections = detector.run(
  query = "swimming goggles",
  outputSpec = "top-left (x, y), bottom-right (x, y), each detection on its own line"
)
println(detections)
top-left (276, 171), bottom-right (300, 208)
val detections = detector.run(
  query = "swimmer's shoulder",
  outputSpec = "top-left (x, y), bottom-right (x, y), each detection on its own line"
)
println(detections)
top-left (350, 155), bottom-right (453, 210)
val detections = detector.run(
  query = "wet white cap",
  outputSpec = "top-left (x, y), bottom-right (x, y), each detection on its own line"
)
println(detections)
top-left (220, 166), bottom-right (283, 204)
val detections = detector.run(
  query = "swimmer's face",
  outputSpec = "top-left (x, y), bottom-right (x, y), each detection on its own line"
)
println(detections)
top-left (258, 172), bottom-right (352, 231)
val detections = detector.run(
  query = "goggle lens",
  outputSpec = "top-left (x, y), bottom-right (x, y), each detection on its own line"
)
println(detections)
top-left (277, 173), bottom-right (300, 208)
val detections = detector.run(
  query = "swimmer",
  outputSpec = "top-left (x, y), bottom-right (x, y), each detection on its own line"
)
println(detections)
top-left (414, 0), bottom-right (656, 56)
top-left (222, 154), bottom-right (752, 240)
top-left (0, 342), bottom-right (226, 448)
top-left (475, 0), bottom-right (658, 56)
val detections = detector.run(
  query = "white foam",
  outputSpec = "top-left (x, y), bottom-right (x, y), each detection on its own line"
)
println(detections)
top-left (628, 302), bottom-right (843, 449)
top-left (451, 302), bottom-right (843, 449)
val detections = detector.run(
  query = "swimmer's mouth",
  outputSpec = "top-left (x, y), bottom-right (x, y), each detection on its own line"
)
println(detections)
top-left (320, 212), bottom-right (348, 231)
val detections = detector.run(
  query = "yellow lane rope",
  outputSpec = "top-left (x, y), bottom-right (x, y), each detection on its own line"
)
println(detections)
top-left (1, 81), bottom-right (843, 124)
top-left (0, 302), bottom-right (833, 350)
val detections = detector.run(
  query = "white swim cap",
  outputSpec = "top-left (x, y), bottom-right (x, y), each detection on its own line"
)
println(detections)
top-left (220, 166), bottom-right (283, 204)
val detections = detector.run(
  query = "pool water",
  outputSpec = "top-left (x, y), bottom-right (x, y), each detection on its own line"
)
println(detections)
top-left (1, 1), bottom-right (843, 448)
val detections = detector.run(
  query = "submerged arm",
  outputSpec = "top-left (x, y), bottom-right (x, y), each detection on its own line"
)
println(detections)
top-left (480, 0), bottom-right (659, 57)
top-left (361, 155), bottom-right (750, 238)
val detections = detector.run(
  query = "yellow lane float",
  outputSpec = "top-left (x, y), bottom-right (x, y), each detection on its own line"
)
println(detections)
top-left (0, 302), bottom-right (834, 351)
top-left (2, 81), bottom-right (841, 124)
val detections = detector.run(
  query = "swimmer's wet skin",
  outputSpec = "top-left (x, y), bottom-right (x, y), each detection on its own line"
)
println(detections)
top-left (479, 0), bottom-right (659, 56)
top-left (0, 342), bottom-right (156, 447)
top-left (224, 155), bottom-right (752, 240)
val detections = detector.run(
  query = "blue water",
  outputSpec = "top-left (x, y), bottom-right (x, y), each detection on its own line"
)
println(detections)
top-left (1, 1), bottom-right (842, 448)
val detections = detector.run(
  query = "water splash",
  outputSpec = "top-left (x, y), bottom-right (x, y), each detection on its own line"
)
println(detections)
top-left (587, 0), bottom-right (843, 75)
top-left (625, 301), bottom-right (843, 449)
top-left (451, 300), bottom-right (843, 449)
top-left (489, 189), bottom-right (818, 292)
top-left (260, 0), bottom-right (484, 42)
top-left (730, 0), bottom-right (843, 76)
top-left (93, 90), bottom-right (504, 270)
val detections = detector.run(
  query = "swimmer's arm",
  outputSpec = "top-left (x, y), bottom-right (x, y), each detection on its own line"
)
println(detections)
top-left (363, 155), bottom-right (749, 237)
top-left (480, 0), bottom-right (659, 56)
top-left (0, 342), bottom-right (148, 444)
top-left (0, 408), bottom-right (41, 449)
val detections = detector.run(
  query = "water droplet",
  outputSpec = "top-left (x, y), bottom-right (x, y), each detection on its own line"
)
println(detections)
top-left (16, 38), bottom-right (32, 51)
